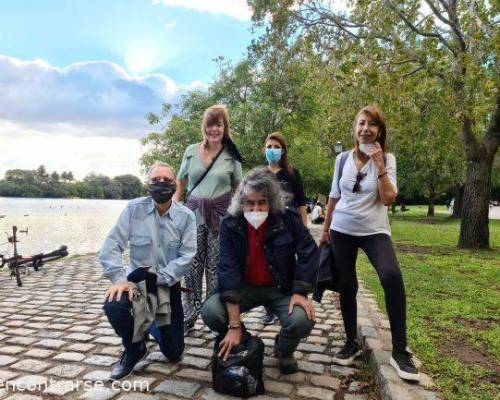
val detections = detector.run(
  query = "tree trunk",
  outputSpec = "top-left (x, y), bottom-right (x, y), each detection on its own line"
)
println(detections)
top-left (391, 203), bottom-right (396, 214)
top-left (459, 156), bottom-right (492, 249)
top-left (451, 184), bottom-right (464, 218)
top-left (427, 191), bottom-right (435, 217)
top-left (459, 92), bottom-right (499, 249)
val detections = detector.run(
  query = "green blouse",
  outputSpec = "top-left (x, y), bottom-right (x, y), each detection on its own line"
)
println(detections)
top-left (178, 143), bottom-right (243, 200)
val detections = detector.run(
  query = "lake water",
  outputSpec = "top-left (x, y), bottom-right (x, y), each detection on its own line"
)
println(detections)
top-left (0, 198), bottom-right (128, 257)
top-left (2, 197), bottom-right (499, 259)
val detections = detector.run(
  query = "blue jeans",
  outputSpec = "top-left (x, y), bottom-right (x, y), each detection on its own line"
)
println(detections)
top-left (103, 282), bottom-right (184, 360)
top-left (201, 284), bottom-right (314, 356)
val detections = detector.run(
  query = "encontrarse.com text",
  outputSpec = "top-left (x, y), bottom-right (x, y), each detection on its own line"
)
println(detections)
top-left (0, 378), bottom-right (150, 393)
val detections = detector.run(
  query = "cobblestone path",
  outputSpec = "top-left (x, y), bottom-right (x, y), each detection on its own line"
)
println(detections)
top-left (0, 253), bottom-right (377, 400)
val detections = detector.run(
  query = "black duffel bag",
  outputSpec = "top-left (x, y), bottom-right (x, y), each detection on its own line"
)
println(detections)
top-left (212, 332), bottom-right (265, 398)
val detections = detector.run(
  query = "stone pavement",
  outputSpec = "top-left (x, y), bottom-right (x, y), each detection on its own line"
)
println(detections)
top-left (0, 254), bottom-right (376, 400)
top-left (0, 240), bottom-right (438, 400)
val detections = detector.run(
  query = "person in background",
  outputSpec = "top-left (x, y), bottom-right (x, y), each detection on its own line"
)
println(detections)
top-left (262, 132), bottom-right (308, 325)
top-left (310, 202), bottom-right (325, 224)
top-left (319, 105), bottom-right (420, 382)
top-left (201, 167), bottom-right (319, 374)
top-left (99, 162), bottom-right (197, 380)
top-left (173, 105), bottom-right (243, 332)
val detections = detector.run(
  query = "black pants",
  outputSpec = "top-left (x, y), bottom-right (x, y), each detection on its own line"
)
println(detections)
top-left (103, 282), bottom-right (185, 361)
top-left (330, 230), bottom-right (407, 350)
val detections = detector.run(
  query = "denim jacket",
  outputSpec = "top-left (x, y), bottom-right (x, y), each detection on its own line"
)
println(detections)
top-left (99, 197), bottom-right (197, 286)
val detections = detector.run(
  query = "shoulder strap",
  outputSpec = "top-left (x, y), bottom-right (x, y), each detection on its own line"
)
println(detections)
top-left (337, 151), bottom-right (349, 195)
top-left (185, 146), bottom-right (224, 200)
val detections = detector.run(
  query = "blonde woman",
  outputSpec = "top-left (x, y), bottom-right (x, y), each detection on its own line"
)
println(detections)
top-left (174, 105), bottom-right (243, 331)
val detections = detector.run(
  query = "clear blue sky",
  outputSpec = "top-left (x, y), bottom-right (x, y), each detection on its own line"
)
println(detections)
top-left (0, 0), bottom-right (256, 178)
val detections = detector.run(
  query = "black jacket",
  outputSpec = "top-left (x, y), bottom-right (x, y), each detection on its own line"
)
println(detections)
top-left (218, 207), bottom-right (320, 303)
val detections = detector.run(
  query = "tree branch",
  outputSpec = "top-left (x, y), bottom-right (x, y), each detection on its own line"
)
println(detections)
top-left (296, 2), bottom-right (392, 43)
top-left (446, 0), bottom-right (467, 53)
top-left (403, 66), bottom-right (425, 77)
top-left (385, 0), bottom-right (457, 56)
top-left (381, 58), bottom-right (420, 66)
top-left (423, 0), bottom-right (452, 26)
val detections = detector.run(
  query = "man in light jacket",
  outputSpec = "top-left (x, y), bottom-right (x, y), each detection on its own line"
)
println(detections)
top-left (99, 161), bottom-right (196, 380)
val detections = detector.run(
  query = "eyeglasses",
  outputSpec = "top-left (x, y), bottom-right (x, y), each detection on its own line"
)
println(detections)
top-left (149, 177), bottom-right (175, 185)
top-left (352, 172), bottom-right (367, 193)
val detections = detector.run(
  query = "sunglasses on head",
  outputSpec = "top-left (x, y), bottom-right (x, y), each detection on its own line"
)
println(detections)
top-left (352, 172), bottom-right (367, 193)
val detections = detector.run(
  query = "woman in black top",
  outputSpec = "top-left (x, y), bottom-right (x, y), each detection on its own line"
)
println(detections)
top-left (264, 132), bottom-right (308, 225)
top-left (262, 132), bottom-right (308, 325)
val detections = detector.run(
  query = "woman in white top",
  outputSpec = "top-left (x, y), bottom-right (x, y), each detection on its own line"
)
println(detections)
top-left (319, 106), bottom-right (420, 382)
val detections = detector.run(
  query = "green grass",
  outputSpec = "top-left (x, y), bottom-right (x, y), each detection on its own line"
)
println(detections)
top-left (356, 206), bottom-right (500, 400)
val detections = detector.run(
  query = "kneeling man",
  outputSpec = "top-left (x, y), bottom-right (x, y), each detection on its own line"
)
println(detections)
top-left (201, 167), bottom-right (319, 374)
top-left (99, 161), bottom-right (196, 380)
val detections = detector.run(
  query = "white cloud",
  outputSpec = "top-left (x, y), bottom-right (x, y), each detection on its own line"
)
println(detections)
top-left (0, 55), bottom-right (207, 139)
top-left (164, 20), bottom-right (177, 30)
top-left (0, 121), bottom-right (144, 180)
top-left (156, 0), bottom-right (252, 21)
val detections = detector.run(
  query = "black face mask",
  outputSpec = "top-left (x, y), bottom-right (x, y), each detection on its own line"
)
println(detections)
top-left (147, 181), bottom-right (176, 204)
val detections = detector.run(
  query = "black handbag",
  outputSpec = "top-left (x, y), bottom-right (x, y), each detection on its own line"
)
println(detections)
top-left (313, 242), bottom-right (339, 302)
top-left (212, 332), bottom-right (265, 398)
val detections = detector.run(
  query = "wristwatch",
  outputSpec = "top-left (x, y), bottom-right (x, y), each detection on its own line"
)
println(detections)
top-left (228, 322), bottom-right (242, 329)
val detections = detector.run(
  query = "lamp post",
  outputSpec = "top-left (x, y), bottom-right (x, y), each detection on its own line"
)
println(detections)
top-left (334, 141), bottom-right (343, 155)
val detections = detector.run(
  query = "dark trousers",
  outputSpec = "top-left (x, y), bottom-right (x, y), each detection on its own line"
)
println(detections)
top-left (330, 230), bottom-right (407, 350)
top-left (201, 284), bottom-right (314, 356)
top-left (103, 282), bottom-right (184, 361)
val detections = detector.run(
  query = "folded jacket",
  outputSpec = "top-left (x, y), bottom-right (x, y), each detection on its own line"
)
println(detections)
top-left (127, 266), bottom-right (171, 343)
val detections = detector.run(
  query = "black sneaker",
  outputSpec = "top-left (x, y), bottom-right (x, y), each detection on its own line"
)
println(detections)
top-left (110, 344), bottom-right (148, 381)
top-left (390, 349), bottom-right (420, 381)
top-left (262, 312), bottom-right (278, 325)
top-left (332, 341), bottom-right (361, 366)
top-left (273, 334), bottom-right (298, 374)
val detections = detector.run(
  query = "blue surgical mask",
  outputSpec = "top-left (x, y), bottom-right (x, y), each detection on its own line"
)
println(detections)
top-left (265, 148), bottom-right (282, 164)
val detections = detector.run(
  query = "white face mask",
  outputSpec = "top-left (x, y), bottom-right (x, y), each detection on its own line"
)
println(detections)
top-left (359, 143), bottom-right (376, 155)
top-left (244, 211), bottom-right (268, 229)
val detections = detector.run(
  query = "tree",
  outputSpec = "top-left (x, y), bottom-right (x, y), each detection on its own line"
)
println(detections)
top-left (4, 169), bottom-right (36, 185)
top-left (250, 0), bottom-right (499, 248)
top-left (104, 181), bottom-right (123, 199)
top-left (0, 181), bottom-right (23, 197)
top-left (36, 165), bottom-right (49, 183)
top-left (83, 173), bottom-right (114, 198)
top-left (389, 74), bottom-right (465, 216)
top-left (113, 175), bottom-right (144, 199)
top-left (50, 171), bottom-right (60, 183)
top-left (74, 182), bottom-right (94, 198)
top-left (60, 171), bottom-right (75, 182)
